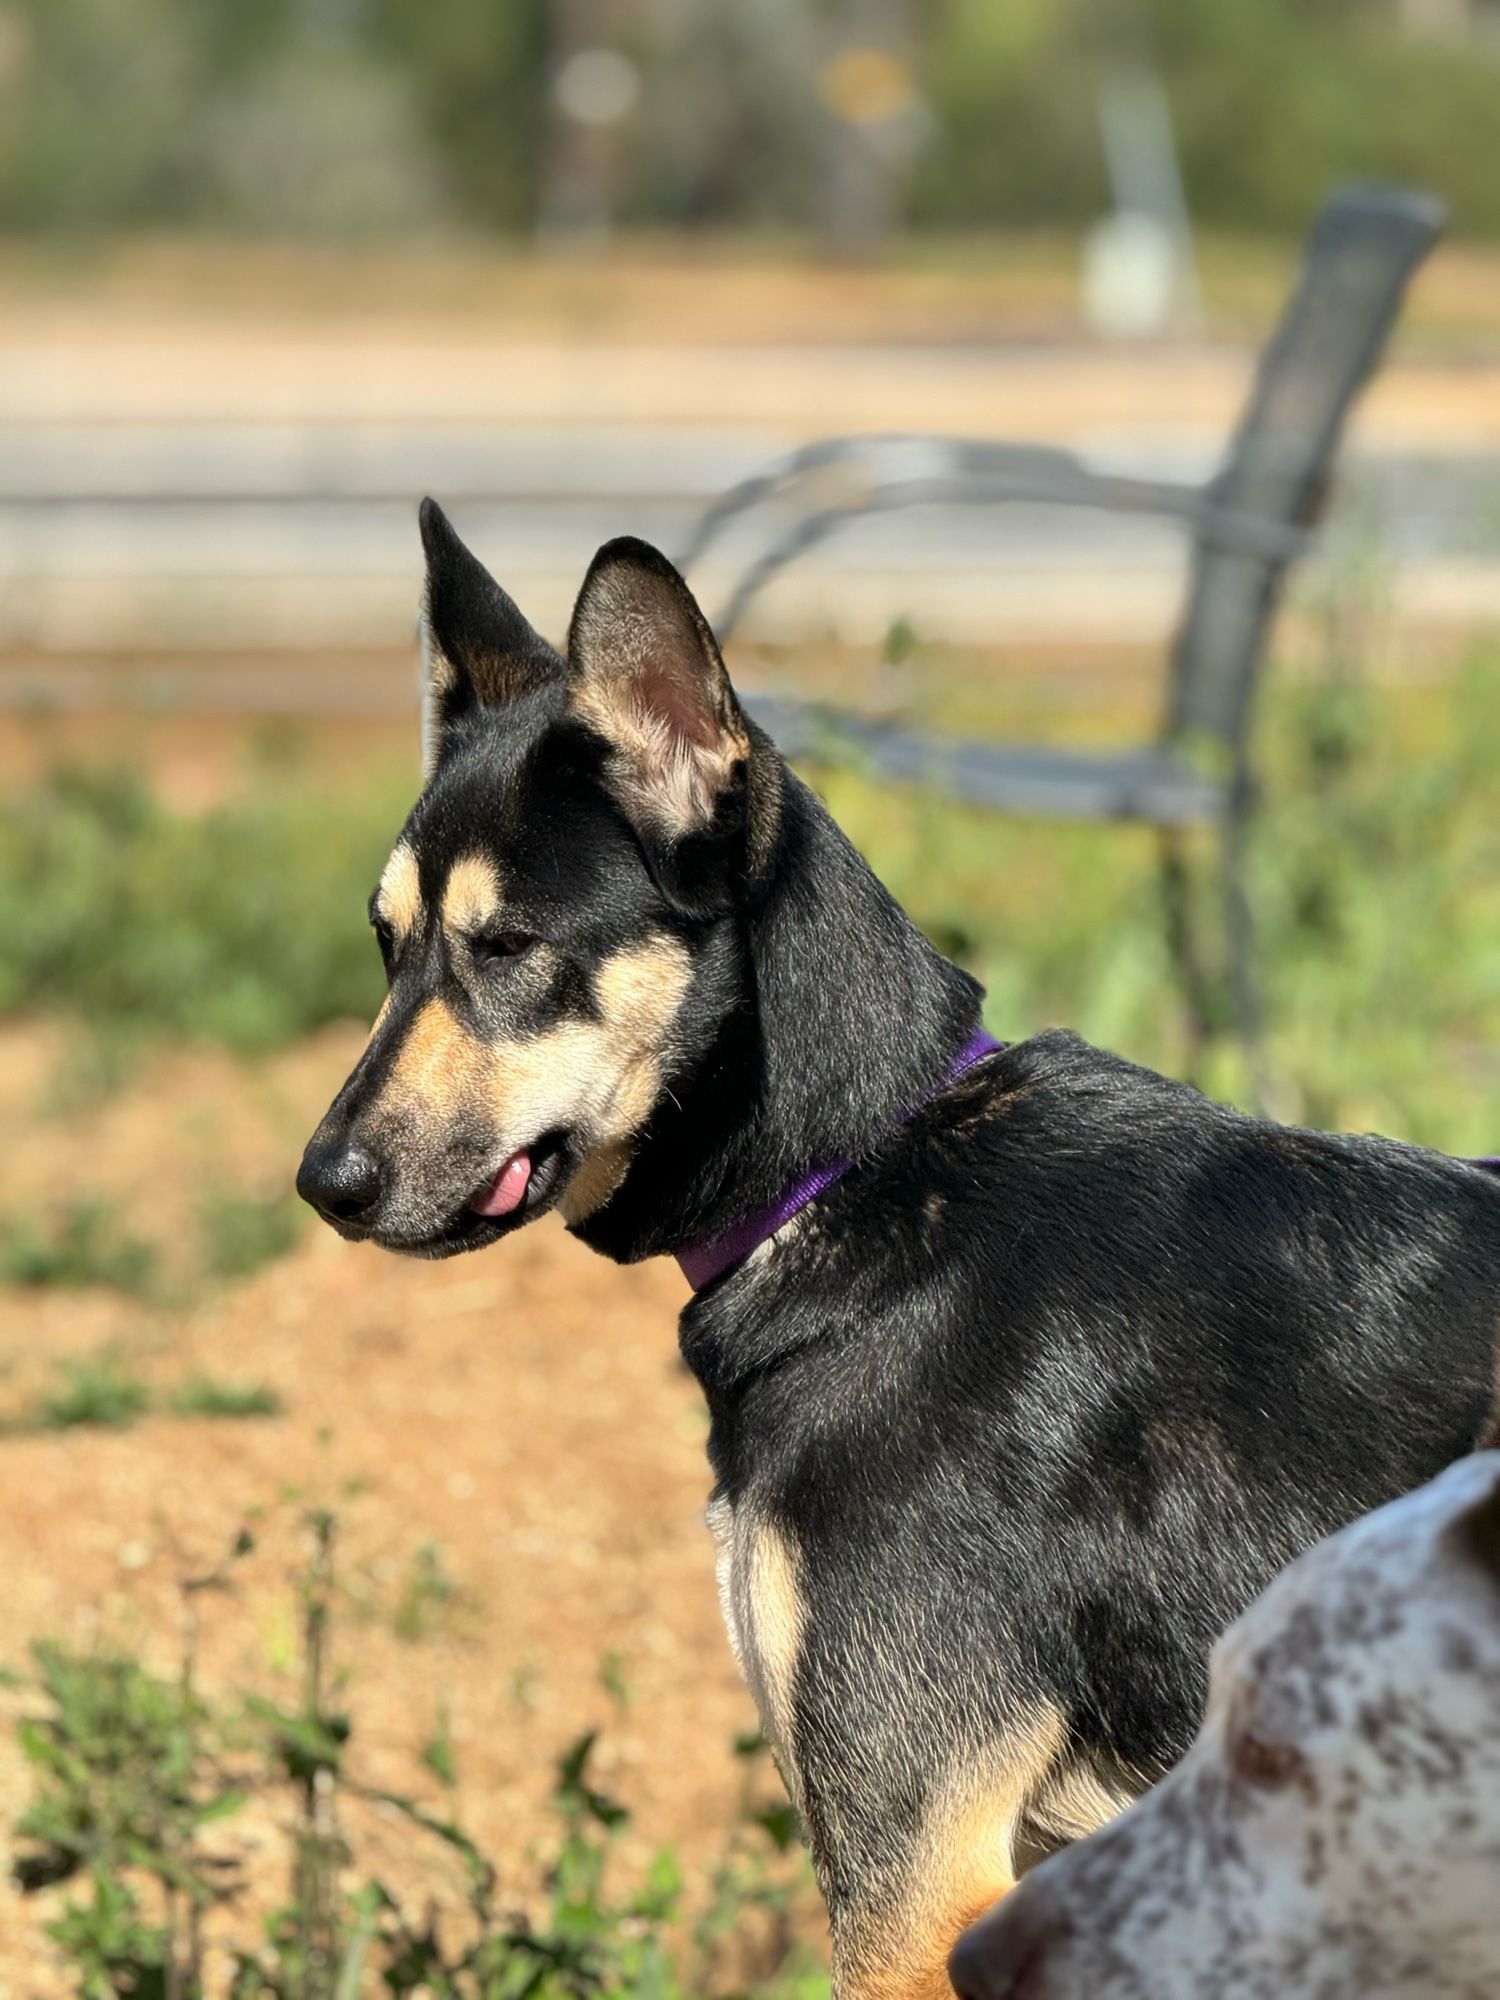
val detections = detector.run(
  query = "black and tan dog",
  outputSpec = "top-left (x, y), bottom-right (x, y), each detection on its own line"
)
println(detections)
top-left (299, 501), bottom-right (1500, 2000)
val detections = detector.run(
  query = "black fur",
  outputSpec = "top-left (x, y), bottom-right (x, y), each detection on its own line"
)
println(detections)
top-left (301, 508), bottom-right (1500, 1993)
top-left (688, 1034), bottom-right (1500, 1893)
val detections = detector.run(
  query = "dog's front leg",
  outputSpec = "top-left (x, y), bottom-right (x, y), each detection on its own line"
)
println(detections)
top-left (817, 1777), bottom-right (1022, 2000)
top-left (711, 1496), bottom-right (1042, 1999)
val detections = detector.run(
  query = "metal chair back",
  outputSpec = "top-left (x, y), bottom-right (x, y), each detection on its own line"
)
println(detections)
top-left (1167, 186), bottom-right (1446, 756)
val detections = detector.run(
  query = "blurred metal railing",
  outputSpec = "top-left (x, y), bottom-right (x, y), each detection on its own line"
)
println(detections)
top-left (686, 187), bottom-right (1447, 1099)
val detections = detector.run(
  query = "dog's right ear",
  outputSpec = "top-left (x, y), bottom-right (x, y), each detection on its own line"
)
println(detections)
top-left (418, 498), bottom-right (563, 772)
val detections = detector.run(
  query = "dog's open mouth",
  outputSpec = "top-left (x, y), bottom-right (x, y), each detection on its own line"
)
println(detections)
top-left (414, 1131), bottom-right (574, 1257)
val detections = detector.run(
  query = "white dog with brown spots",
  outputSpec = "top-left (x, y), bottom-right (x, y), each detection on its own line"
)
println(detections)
top-left (949, 1451), bottom-right (1500, 2000)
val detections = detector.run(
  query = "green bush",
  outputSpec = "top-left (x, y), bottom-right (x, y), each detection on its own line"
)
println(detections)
top-left (3, 0), bottom-right (1500, 236)
top-left (0, 760), bottom-right (395, 1050)
top-left (913, 0), bottom-right (1500, 234)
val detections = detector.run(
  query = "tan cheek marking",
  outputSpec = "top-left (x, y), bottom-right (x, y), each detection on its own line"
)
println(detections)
top-left (592, 936), bottom-right (693, 1121)
top-left (371, 940), bottom-right (693, 1204)
top-left (363, 995), bottom-right (392, 1046)
top-left (441, 852), bottom-right (504, 936)
top-left (484, 1019), bottom-right (617, 1151)
top-left (837, 1708), bottom-right (1085, 2000)
top-left (556, 937), bottom-right (695, 1222)
top-left (558, 1139), bottom-right (634, 1226)
top-left (376, 841), bottom-right (423, 945)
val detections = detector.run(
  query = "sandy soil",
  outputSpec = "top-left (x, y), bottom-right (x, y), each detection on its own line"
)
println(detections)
top-left (0, 1020), bottom-right (806, 1996)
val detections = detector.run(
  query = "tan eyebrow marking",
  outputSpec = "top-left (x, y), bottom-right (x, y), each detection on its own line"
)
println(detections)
top-left (375, 841), bottom-right (422, 943)
top-left (440, 852), bottom-right (504, 935)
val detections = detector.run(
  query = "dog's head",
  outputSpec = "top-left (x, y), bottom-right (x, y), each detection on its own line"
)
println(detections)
top-left (297, 501), bottom-right (765, 1256)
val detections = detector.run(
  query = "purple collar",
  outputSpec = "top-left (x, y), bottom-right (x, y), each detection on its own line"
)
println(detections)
top-left (676, 1028), bottom-right (1004, 1293)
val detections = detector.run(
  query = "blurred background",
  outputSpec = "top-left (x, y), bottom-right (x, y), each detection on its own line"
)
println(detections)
top-left (2, 3), bottom-right (1499, 1995)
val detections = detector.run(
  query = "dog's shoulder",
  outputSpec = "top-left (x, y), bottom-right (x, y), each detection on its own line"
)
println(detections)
top-left (951, 1027), bottom-right (1500, 1224)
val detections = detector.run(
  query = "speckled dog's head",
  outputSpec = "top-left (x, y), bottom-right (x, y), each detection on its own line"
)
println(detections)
top-left (297, 501), bottom-right (757, 1256)
top-left (949, 1451), bottom-right (1500, 2000)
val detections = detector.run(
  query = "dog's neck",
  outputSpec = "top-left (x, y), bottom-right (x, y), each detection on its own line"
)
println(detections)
top-left (574, 763), bottom-right (983, 1265)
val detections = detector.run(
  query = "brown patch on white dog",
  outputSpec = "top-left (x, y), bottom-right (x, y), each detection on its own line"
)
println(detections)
top-left (949, 1452), bottom-right (1500, 2000)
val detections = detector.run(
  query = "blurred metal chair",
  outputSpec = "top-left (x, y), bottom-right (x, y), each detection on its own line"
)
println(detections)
top-left (680, 186), bottom-right (1445, 1099)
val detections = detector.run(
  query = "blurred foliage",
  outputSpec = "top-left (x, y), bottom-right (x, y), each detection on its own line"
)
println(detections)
top-left (168, 1376), bottom-right (285, 1420)
top-left (0, 759), bottom-right (390, 1050)
top-left (32, 1352), bottom-right (154, 1431)
top-left (825, 645), bottom-right (1500, 1151)
top-left (10, 1510), bottom-right (822, 2000)
top-left (912, 0), bottom-right (1500, 234)
top-left (8, 1352), bottom-right (284, 1432)
top-left (0, 1198), bottom-right (158, 1298)
top-left (371, 0), bottom-right (547, 232)
top-left (0, 0), bottom-right (1499, 236)
top-left (2, 655), bottom-right (1500, 1153)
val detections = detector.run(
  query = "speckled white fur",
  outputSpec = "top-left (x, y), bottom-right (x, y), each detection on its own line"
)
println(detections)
top-left (950, 1452), bottom-right (1500, 2000)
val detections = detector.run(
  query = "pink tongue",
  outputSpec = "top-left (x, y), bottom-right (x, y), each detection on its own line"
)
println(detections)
top-left (471, 1151), bottom-right (531, 1218)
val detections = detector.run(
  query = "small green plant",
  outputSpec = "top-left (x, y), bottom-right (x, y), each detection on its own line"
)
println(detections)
top-left (693, 1734), bottom-right (808, 1998)
top-left (35, 1353), bottom-right (152, 1431)
top-left (13, 1529), bottom-right (257, 1999)
top-left (0, 1199), bottom-right (157, 1297)
top-left (12, 1506), bottom-right (821, 2000)
top-left (390, 1541), bottom-right (475, 1645)
top-left (17, 1360), bottom-right (286, 1435)
top-left (170, 1377), bottom-right (284, 1421)
top-left (598, 1649), bottom-right (631, 1708)
top-left (198, 1188), bottom-right (304, 1282)
top-left (420, 1700), bottom-right (459, 1790)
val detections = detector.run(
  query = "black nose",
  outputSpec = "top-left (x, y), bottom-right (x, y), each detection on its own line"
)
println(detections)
top-left (297, 1138), bottom-right (382, 1226)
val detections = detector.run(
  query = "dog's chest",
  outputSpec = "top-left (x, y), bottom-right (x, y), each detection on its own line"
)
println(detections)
top-left (706, 1491), bottom-right (807, 1796)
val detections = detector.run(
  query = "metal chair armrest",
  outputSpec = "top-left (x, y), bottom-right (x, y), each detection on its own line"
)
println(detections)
top-left (705, 462), bottom-right (1312, 639)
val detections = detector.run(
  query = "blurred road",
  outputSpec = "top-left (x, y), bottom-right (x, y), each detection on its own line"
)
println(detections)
top-left (3, 339), bottom-right (1499, 703)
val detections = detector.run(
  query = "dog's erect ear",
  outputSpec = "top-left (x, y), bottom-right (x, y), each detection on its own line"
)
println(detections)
top-left (566, 537), bottom-right (749, 839)
top-left (419, 498), bottom-right (564, 770)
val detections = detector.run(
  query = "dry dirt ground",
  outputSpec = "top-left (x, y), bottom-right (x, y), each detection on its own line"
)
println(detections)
top-left (0, 1017), bottom-right (804, 1994)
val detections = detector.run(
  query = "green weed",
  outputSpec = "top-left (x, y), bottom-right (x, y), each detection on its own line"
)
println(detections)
top-left (0, 1199), bottom-right (157, 1298)
top-left (19, 1360), bottom-right (286, 1434)
top-left (13, 1530), bottom-right (257, 1996)
top-left (10, 1508), bottom-right (822, 2000)
top-left (34, 1353), bottom-right (152, 1431)
top-left (169, 1377), bottom-right (284, 1420)
top-left (390, 1542), bottom-right (475, 1646)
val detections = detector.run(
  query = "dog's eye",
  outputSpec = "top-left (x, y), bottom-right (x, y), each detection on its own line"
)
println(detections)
top-left (472, 930), bottom-right (539, 966)
top-left (1231, 1731), bottom-right (1305, 1791)
top-left (371, 917), bottom-right (395, 970)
